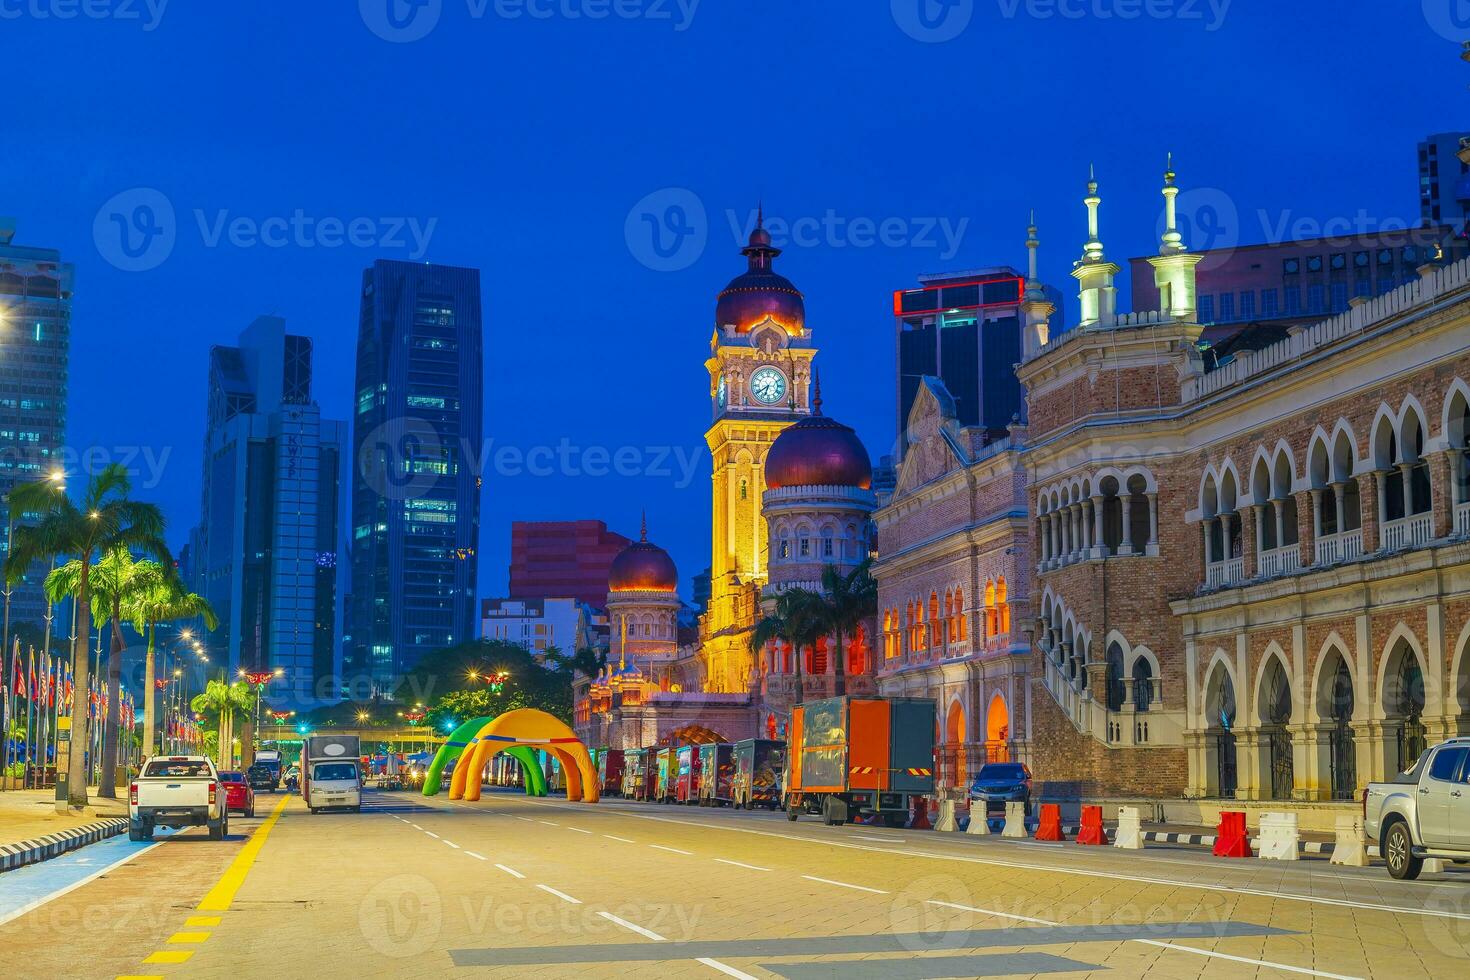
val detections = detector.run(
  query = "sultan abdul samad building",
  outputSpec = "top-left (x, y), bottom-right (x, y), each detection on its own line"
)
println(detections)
top-left (574, 218), bottom-right (882, 749)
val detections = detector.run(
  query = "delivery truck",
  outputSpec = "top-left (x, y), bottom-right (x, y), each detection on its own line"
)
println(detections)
top-left (675, 744), bottom-right (703, 803)
top-left (622, 748), bottom-right (649, 800)
top-left (731, 738), bottom-right (785, 809)
top-left (596, 748), bottom-right (626, 797)
top-left (785, 696), bottom-right (936, 827)
top-left (696, 743), bottom-right (734, 806)
top-left (655, 747), bottom-right (675, 803)
top-left (302, 733), bottom-right (362, 813)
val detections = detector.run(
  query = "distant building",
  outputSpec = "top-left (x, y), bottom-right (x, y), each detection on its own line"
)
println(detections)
top-left (508, 520), bottom-right (632, 609)
top-left (1419, 132), bottom-right (1470, 235)
top-left (1127, 225), bottom-right (1469, 337)
top-left (348, 260), bottom-right (483, 687)
top-left (190, 316), bottom-right (345, 705)
top-left (0, 221), bottom-right (71, 634)
top-left (894, 267), bottom-right (1064, 452)
top-left (481, 597), bottom-right (596, 655)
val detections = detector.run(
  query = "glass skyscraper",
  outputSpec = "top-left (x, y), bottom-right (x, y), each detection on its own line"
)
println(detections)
top-left (348, 260), bottom-right (482, 688)
top-left (0, 223), bottom-right (72, 633)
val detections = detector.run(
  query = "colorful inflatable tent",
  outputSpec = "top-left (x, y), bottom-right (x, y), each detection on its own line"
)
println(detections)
top-left (449, 708), bottom-right (599, 803)
top-left (423, 716), bottom-right (546, 797)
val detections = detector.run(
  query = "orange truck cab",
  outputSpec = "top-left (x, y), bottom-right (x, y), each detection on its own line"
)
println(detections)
top-left (785, 696), bottom-right (936, 827)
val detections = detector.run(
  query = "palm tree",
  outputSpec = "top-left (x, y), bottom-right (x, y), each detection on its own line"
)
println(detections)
top-left (810, 559), bottom-right (878, 698)
top-left (751, 587), bottom-right (826, 693)
top-left (191, 680), bottom-right (254, 770)
top-left (125, 564), bottom-right (217, 757)
top-left (4, 464), bottom-right (166, 806)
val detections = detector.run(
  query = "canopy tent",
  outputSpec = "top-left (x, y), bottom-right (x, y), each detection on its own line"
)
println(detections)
top-left (422, 716), bottom-right (547, 797)
top-left (449, 708), bottom-right (598, 804)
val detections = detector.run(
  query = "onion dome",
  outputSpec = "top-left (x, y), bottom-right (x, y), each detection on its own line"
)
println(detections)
top-left (714, 207), bottom-right (805, 335)
top-left (764, 375), bottom-right (872, 490)
top-left (608, 513), bottom-right (678, 592)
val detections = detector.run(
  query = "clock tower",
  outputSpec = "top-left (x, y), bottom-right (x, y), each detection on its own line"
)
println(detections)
top-left (701, 214), bottom-right (816, 692)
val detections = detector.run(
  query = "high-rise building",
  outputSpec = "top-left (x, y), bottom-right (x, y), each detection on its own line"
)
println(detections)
top-left (0, 221), bottom-right (72, 633)
top-left (349, 260), bottom-right (483, 687)
top-left (190, 316), bottom-right (345, 705)
top-left (508, 520), bottom-right (632, 609)
top-left (1419, 132), bottom-right (1470, 235)
top-left (480, 596), bottom-right (597, 655)
top-left (893, 268), bottom-right (1062, 451)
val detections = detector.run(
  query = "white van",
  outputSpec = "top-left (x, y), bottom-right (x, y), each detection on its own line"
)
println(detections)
top-left (306, 759), bottom-right (362, 813)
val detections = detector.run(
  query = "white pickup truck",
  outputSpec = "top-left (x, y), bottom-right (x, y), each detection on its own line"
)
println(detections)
top-left (1364, 736), bottom-right (1470, 879)
top-left (129, 755), bottom-right (229, 841)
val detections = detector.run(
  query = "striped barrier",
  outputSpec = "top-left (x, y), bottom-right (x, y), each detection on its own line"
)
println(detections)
top-left (0, 818), bottom-right (128, 874)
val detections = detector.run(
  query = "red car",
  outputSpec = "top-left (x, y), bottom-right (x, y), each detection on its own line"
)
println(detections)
top-left (218, 771), bottom-right (256, 817)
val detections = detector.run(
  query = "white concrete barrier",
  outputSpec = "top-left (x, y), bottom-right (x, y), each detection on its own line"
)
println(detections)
top-left (1329, 814), bottom-right (1368, 867)
top-left (1114, 806), bottom-right (1143, 849)
top-left (966, 806), bottom-right (991, 835)
top-left (935, 799), bottom-right (958, 832)
top-left (1257, 812), bottom-right (1300, 861)
top-left (1001, 801), bottom-right (1027, 838)
top-left (1423, 858), bottom-right (1446, 874)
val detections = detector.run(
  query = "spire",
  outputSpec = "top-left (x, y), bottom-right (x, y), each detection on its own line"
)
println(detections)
top-left (1025, 209), bottom-right (1040, 285)
top-left (1160, 152), bottom-right (1184, 253)
top-left (1022, 212), bottom-right (1056, 358)
top-left (743, 200), bottom-right (778, 270)
top-left (640, 510), bottom-right (648, 542)
top-left (811, 367), bottom-right (823, 416)
top-left (1081, 165), bottom-right (1105, 264)
top-left (1072, 164), bottom-right (1120, 327)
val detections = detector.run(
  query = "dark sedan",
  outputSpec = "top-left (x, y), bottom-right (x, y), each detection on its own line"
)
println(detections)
top-left (968, 762), bottom-right (1032, 814)
top-left (246, 764), bottom-right (276, 791)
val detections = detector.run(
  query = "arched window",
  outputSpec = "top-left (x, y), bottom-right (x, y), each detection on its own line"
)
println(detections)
top-left (821, 526), bottom-right (835, 558)
top-left (996, 577), bottom-right (1010, 634)
top-left (953, 587), bottom-right (965, 642)
top-left (1131, 657), bottom-right (1154, 711)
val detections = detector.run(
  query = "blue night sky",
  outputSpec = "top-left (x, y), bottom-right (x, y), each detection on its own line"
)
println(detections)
top-left (4, 1), bottom-right (1465, 598)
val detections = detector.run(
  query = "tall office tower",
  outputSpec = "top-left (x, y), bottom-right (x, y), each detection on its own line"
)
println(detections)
top-left (894, 268), bottom-right (1061, 451)
top-left (349, 260), bottom-right (483, 687)
top-left (0, 221), bottom-right (72, 633)
top-left (193, 316), bottom-right (345, 705)
top-left (508, 520), bottom-right (633, 609)
top-left (1419, 132), bottom-right (1470, 235)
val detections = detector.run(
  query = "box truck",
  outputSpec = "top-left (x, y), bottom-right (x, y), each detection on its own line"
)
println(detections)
top-left (786, 696), bottom-right (935, 827)
top-left (696, 743), bottom-right (734, 806)
top-left (302, 734), bottom-right (362, 813)
top-left (731, 739), bottom-right (785, 810)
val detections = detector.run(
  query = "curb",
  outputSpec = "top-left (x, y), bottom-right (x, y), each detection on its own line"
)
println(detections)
top-left (955, 819), bottom-right (1379, 858)
top-left (0, 818), bottom-right (130, 874)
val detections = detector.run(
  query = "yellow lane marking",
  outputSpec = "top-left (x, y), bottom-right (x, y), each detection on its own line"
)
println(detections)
top-left (196, 792), bottom-right (290, 912)
top-left (185, 916), bottom-right (220, 926)
top-left (166, 931), bottom-right (210, 944)
top-left (143, 951), bottom-right (193, 964)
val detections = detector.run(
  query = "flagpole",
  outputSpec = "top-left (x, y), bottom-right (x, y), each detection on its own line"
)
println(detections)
top-left (24, 644), bottom-right (36, 789)
top-left (3, 637), bottom-right (15, 790)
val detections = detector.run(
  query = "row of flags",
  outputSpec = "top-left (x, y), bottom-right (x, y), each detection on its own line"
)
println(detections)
top-left (7, 647), bottom-right (136, 727)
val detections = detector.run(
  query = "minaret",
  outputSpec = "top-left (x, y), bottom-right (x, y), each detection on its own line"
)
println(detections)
top-left (1021, 210), bottom-right (1056, 358)
top-left (1147, 154), bottom-right (1204, 320)
top-left (1070, 166), bottom-right (1120, 327)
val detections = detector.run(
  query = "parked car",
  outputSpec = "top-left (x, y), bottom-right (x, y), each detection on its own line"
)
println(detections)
top-left (246, 764), bottom-right (275, 792)
top-left (1365, 737), bottom-right (1470, 879)
top-left (968, 762), bottom-right (1032, 815)
top-left (218, 771), bottom-right (256, 817)
top-left (129, 755), bottom-right (228, 841)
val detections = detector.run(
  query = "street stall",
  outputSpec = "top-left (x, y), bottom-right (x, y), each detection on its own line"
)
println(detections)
top-left (696, 742), bottom-right (734, 806)
top-left (732, 738), bottom-right (785, 809)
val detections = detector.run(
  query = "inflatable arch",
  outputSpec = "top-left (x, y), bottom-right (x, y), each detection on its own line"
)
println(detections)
top-left (449, 707), bottom-right (600, 803)
top-left (423, 716), bottom-right (546, 798)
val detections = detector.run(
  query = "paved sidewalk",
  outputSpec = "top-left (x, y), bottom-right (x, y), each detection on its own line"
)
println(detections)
top-left (0, 787), bottom-right (129, 850)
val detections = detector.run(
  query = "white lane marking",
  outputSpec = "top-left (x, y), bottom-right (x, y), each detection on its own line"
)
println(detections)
top-left (535, 884), bottom-right (582, 905)
top-left (602, 834), bottom-right (635, 843)
top-left (424, 831), bottom-right (440, 839)
top-left (442, 839), bottom-right (460, 849)
top-left (800, 874), bottom-right (888, 894)
top-left (494, 864), bottom-right (525, 879)
top-left (649, 844), bottom-right (693, 855)
top-left (0, 838), bottom-right (165, 928)
top-left (597, 911), bottom-right (667, 941)
top-left (531, 801), bottom-right (1470, 924)
top-left (410, 823), bottom-right (423, 830)
top-left (566, 826), bottom-right (593, 834)
top-left (515, 816), bottom-right (534, 822)
top-left (538, 820), bottom-right (559, 827)
top-left (850, 835), bottom-right (905, 844)
top-left (927, 900), bottom-right (1362, 980)
top-left (464, 851), bottom-right (487, 861)
top-left (697, 957), bottom-right (760, 979)
top-left (714, 858), bottom-right (772, 872)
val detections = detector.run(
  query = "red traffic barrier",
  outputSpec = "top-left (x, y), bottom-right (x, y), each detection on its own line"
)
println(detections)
top-left (910, 796), bottom-right (932, 830)
top-left (1076, 804), bottom-right (1109, 845)
top-left (1034, 802), bottom-right (1066, 841)
top-left (1213, 810), bottom-right (1251, 858)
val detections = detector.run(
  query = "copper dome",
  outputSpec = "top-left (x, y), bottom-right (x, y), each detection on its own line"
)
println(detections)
top-left (608, 517), bottom-right (678, 592)
top-left (714, 215), bottom-right (805, 335)
top-left (765, 407), bottom-right (872, 491)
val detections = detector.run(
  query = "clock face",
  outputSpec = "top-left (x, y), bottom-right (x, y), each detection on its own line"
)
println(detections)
top-left (749, 366), bottom-right (787, 405)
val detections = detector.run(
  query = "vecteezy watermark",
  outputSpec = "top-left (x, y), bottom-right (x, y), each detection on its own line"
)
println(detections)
top-left (1422, 0), bottom-right (1470, 42)
top-left (891, 0), bottom-right (974, 42)
top-left (93, 187), bottom-right (438, 272)
top-left (995, 0), bottom-right (1232, 31)
top-left (0, 0), bottom-right (169, 30)
top-left (359, 0), bottom-right (699, 43)
top-left (359, 875), bottom-right (443, 958)
top-left (1, 443), bottom-right (173, 490)
top-left (625, 187), bottom-right (707, 272)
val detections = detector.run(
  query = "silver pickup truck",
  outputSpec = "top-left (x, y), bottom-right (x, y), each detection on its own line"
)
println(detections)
top-left (1364, 737), bottom-right (1470, 879)
top-left (129, 755), bottom-right (229, 841)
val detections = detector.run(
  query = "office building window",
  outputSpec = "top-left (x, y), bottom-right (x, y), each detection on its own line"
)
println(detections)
top-left (1218, 293), bottom-right (1234, 321)
top-left (1238, 290), bottom-right (1255, 320)
top-left (1307, 284), bottom-right (1325, 313)
top-left (1330, 282), bottom-right (1348, 311)
top-left (1283, 258), bottom-right (1300, 275)
top-left (1306, 256), bottom-right (1323, 273)
top-left (1261, 289), bottom-right (1279, 317)
top-left (1198, 294), bottom-right (1214, 322)
top-left (1284, 288), bottom-right (1301, 315)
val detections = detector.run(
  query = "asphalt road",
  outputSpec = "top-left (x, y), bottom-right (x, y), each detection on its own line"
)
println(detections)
top-left (2, 787), bottom-right (1469, 978)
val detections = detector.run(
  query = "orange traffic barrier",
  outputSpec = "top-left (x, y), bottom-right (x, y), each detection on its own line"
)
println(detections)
top-left (1076, 804), bottom-right (1109, 845)
top-left (1213, 810), bottom-right (1251, 857)
top-left (1034, 802), bottom-right (1066, 841)
top-left (910, 797), bottom-right (932, 830)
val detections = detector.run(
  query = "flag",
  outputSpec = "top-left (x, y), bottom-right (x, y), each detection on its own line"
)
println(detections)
top-left (64, 664), bottom-right (73, 708)
top-left (47, 658), bottom-right (56, 708)
top-left (11, 651), bottom-right (22, 699)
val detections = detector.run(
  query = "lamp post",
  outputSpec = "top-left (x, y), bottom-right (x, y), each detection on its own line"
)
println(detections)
top-left (238, 668), bottom-right (281, 769)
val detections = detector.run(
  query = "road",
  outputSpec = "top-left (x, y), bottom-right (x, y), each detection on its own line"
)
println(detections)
top-left (1, 787), bottom-right (1468, 978)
